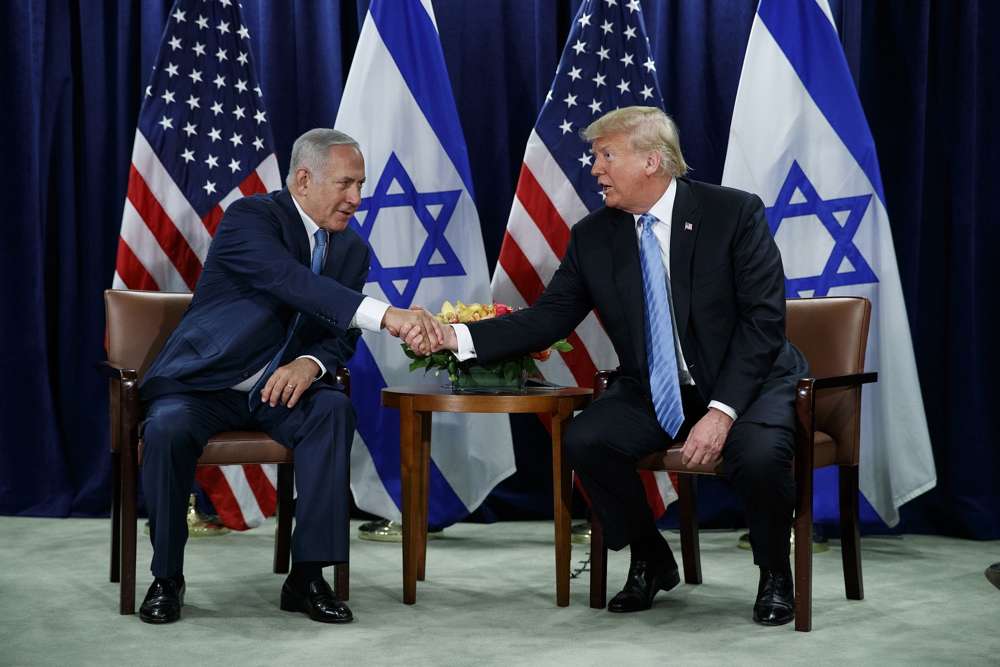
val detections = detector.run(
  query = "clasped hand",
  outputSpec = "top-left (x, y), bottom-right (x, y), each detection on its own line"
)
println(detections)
top-left (679, 408), bottom-right (733, 468)
top-left (383, 306), bottom-right (447, 355)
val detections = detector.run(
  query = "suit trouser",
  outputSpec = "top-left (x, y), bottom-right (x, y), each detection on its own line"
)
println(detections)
top-left (140, 385), bottom-right (354, 578)
top-left (564, 378), bottom-right (795, 571)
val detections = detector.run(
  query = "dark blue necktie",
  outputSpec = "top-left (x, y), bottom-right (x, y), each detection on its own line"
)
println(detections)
top-left (247, 228), bottom-right (328, 409)
top-left (638, 213), bottom-right (685, 438)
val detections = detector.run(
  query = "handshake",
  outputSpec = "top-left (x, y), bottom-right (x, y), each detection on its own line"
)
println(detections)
top-left (381, 306), bottom-right (457, 356)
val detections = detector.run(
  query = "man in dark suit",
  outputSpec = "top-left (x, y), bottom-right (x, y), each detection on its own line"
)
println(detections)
top-left (138, 128), bottom-right (442, 625)
top-left (421, 107), bottom-right (806, 625)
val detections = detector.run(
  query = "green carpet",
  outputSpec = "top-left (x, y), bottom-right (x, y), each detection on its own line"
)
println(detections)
top-left (1, 517), bottom-right (996, 666)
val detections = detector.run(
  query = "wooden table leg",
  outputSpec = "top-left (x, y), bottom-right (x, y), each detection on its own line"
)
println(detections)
top-left (550, 400), bottom-right (573, 607)
top-left (399, 397), bottom-right (422, 605)
top-left (417, 411), bottom-right (431, 582)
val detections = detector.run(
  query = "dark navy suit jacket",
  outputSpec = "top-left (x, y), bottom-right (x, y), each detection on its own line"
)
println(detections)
top-left (140, 189), bottom-right (370, 402)
top-left (469, 178), bottom-right (807, 428)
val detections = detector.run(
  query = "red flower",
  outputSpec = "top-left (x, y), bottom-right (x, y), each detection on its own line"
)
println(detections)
top-left (530, 348), bottom-right (551, 361)
top-left (493, 302), bottom-right (512, 317)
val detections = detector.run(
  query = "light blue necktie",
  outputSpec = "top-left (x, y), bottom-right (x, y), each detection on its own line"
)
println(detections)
top-left (248, 229), bottom-right (328, 409)
top-left (638, 213), bottom-right (685, 438)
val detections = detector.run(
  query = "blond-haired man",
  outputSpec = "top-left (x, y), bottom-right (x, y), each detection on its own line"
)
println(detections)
top-left (423, 107), bottom-right (807, 625)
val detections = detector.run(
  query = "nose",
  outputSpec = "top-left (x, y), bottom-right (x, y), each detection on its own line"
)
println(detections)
top-left (347, 185), bottom-right (362, 206)
top-left (591, 157), bottom-right (603, 177)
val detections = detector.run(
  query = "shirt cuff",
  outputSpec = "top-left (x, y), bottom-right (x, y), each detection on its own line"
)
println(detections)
top-left (351, 296), bottom-right (390, 332)
top-left (297, 355), bottom-right (326, 382)
top-left (707, 400), bottom-right (738, 422)
top-left (451, 323), bottom-right (477, 361)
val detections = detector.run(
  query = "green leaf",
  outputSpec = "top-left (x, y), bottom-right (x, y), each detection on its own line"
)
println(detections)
top-left (409, 358), bottom-right (429, 372)
top-left (551, 340), bottom-right (573, 353)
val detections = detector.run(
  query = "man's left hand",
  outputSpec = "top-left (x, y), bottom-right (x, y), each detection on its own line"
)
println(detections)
top-left (680, 408), bottom-right (734, 468)
top-left (260, 357), bottom-right (320, 409)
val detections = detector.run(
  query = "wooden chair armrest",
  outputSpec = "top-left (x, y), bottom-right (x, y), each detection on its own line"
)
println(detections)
top-left (593, 369), bottom-right (620, 400)
top-left (334, 366), bottom-right (351, 396)
top-left (806, 372), bottom-right (878, 392)
top-left (98, 361), bottom-right (138, 382)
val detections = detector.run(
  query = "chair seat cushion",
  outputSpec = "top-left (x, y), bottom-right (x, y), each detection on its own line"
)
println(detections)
top-left (138, 431), bottom-right (292, 465)
top-left (636, 430), bottom-right (838, 475)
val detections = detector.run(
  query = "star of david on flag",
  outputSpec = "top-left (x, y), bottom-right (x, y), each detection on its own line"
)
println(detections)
top-left (335, 0), bottom-right (514, 527)
top-left (767, 161), bottom-right (878, 298)
top-left (722, 0), bottom-right (936, 526)
top-left (350, 152), bottom-right (465, 308)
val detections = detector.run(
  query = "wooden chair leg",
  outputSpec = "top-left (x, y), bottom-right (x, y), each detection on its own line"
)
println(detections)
top-left (589, 516), bottom-right (608, 609)
top-left (677, 474), bottom-right (702, 584)
top-left (273, 463), bottom-right (293, 574)
top-left (120, 444), bottom-right (138, 615)
top-left (334, 563), bottom-right (349, 601)
top-left (839, 464), bottom-right (864, 600)
top-left (110, 451), bottom-right (122, 583)
top-left (793, 462), bottom-right (814, 631)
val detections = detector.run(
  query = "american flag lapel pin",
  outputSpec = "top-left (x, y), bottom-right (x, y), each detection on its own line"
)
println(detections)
top-left (684, 221), bottom-right (693, 231)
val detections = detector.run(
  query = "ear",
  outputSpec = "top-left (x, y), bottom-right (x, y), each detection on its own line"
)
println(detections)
top-left (293, 167), bottom-right (310, 194)
top-left (644, 151), bottom-right (662, 176)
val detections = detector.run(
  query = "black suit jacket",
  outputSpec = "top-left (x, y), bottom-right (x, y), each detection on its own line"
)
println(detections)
top-left (470, 178), bottom-right (806, 427)
top-left (140, 189), bottom-right (370, 402)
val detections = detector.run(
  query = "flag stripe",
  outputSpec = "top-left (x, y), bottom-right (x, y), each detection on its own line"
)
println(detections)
top-left (242, 463), bottom-right (278, 516)
top-left (515, 165), bottom-right (570, 258)
top-left (239, 169), bottom-right (268, 196)
top-left (126, 166), bottom-right (201, 290)
top-left (757, 0), bottom-right (886, 202)
top-left (369, 0), bottom-right (476, 195)
top-left (114, 237), bottom-right (159, 291)
top-left (195, 466), bottom-right (250, 531)
top-left (119, 199), bottom-right (189, 292)
top-left (131, 132), bottom-right (214, 262)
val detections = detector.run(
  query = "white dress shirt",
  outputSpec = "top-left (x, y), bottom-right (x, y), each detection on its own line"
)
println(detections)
top-left (231, 195), bottom-right (389, 392)
top-left (452, 179), bottom-right (737, 421)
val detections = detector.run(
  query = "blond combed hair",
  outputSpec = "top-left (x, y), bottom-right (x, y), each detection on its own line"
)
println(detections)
top-left (582, 106), bottom-right (688, 178)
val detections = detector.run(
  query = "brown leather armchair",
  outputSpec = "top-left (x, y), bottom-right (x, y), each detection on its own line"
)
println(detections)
top-left (587, 296), bottom-right (877, 631)
top-left (102, 289), bottom-right (350, 614)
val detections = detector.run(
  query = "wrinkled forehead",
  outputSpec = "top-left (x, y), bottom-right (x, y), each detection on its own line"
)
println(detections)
top-left (323, 144), bottom-right (365, 176)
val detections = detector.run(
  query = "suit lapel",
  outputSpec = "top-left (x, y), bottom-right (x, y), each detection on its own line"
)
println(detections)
top-left (669, 178), bottom-right (701, 340)
top-left (276, 189), bottom-right (311, 267)
top-left (610, 208), bottom-right (648, 377)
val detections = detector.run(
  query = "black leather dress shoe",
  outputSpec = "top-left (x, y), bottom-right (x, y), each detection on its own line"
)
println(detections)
top-left (753, 568), bottom-right (794, 626)
top-left (280, 576), bottom-right (353, 624)
top-left (139, 576), bottom-right (185, 624)
top-left (607, 559), bottom-right (680, 613)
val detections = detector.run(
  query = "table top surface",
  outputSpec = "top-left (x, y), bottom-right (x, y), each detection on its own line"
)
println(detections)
top-left (381, 384), bottom-right (592, 414)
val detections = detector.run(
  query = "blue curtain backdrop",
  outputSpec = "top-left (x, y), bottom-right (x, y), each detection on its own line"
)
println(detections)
top-left (2, 0), bottom-right (996, 538)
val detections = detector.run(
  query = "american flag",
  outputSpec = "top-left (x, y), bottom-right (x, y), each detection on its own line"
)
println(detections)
top-left (491, 0), bottom-right (678, 515)
top-left (114, 0), bottom-right (281, 530)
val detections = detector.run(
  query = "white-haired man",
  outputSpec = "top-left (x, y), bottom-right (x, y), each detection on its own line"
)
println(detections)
top-left (138, 128), bottom-right (443, 625)
top-left (421, 107), bottom-right (806, 625)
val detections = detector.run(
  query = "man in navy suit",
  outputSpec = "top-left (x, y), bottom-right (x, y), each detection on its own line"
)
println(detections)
top-left (138, 128), bottom-right (443, 625)
top-left (418, 107), bottom-right (806, 625)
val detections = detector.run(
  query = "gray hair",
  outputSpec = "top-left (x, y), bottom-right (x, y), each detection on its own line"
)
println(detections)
top-left (582, 106), bottom-right (689, 178)
top-left (285, 128), bottom-right (361, 188)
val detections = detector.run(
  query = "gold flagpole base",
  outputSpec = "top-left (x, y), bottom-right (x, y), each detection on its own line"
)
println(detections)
top-left (144, 493), bottom-right (230, 537)
top-left (358, 518), bottom-right (444, 542)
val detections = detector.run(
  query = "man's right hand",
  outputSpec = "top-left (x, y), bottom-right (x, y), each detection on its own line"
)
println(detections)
top-left (382, 306), bottom-right (445, 354)
top-left (401, 319), bottom-right (458, 356)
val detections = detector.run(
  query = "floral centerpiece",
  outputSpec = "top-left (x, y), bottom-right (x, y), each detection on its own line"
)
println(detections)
top-left (402, 300), bottom-right (572, 392)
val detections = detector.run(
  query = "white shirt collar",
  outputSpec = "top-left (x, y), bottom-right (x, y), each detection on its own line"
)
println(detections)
top-left (632, 177), bottom-right (677, 228)
top-left (290, 192), bottom-right (321, 248)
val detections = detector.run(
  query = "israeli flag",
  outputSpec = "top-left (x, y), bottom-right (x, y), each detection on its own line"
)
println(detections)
top-left (722, 0), bottom-right (936, 526)
top-left (336, 0), bottom-right (515, 526)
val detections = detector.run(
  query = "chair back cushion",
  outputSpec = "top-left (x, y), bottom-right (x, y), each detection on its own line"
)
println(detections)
top-left (785, 297), bottom-right (872, 465)
top-left (105, 289), bottom-right (192, 381)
